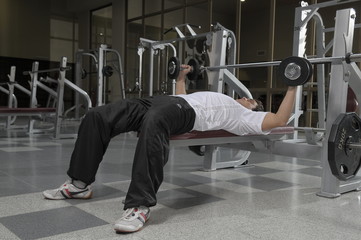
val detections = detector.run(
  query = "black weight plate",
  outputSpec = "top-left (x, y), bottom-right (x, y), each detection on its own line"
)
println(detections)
top-left (187, 58), bottom-right (200, 80)
top-left (278, 56), bottom-right (312, 86)
top-left (305, 58), bottom-right (313, 83)
top-left (328, 112), bottom-right (361, 180)
top-left (195, 37), bottom-right (206, 54)
top-left (102, 65), bottom-right (113, 77)
top-left (168, 57), bottom-right (180, 79)
top-left (187, 38), bottom-right (195, 49)
top-left (81, 68), bottom-right (87, 79)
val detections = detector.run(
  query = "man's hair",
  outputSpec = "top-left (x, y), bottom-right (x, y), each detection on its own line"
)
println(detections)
top-left (252, 99), bottom-right (264, 112)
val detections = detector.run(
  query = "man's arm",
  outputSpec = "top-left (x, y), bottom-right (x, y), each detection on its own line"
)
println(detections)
top-left (175, 64), bottom-right (191, 95)
top-left (261, 86), bottom-right (297, 131)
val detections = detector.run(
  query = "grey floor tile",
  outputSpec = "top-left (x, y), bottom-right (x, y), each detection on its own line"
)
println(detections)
top-left (234, 165), bottom-right (283, 175)
top-left (0, 146), bottom-right (42, 152)
top-left (1, 128), bottom-right (361, 240)
top-left (0, 174), bottom-right (40, 197)
top-left (241, 214), bottom-right (361, 240)
top-left (0, 206), bottom-right (108, 239)
top-left (292, 167), bottom-right (322, 177)
top-left (279, 157), bottom-right (321, 167)
top-left (255, 160), bottom-right (309, 171)
top-left (262, 171), bottom-right (321, 189)
top-left (167, 172), bottom-right (219, 185)
top-left (0, 223), bottom-right (20, 240)
top-left (228, 176), bottom-right (296, 191)
top-left (141, 214), bottom-right (261, 240)
top-left (0, 192), bottom-right (71, 218)
top-left (189, 168), bottom-right (254, 181)
top-left (157, 188), bottom-right (224, 209)
top-left (163, 175), bottom-right (205, 187)
top-left (37, 225), bottom-right (125, 240)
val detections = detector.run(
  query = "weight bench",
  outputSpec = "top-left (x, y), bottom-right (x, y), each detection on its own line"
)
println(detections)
top-left (0, 107), bottom-right (56, 117)
top-left (0, 107), bottom-right (56, 132)
top-left (169, 127), bottom-right (295, 171)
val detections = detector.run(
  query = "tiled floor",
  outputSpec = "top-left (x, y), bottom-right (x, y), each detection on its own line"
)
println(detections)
top-left (1, 122), bottom-right (361, 240)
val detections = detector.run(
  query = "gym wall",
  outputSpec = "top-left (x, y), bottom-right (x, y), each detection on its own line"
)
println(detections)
top-left (0, 0), bottom-right (50, 60)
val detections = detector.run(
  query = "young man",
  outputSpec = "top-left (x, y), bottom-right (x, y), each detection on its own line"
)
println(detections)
top-left (43, 64), bottom-right (297, 233)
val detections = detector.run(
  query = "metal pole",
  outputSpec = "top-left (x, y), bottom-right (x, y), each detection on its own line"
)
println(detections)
top-left (149, 48), bottom-right (154, 96)
top-left (347, 143), bottom-right (361, 149)
top-left (268, 0), bottom-right (276, 112)
top-left (54, 57), bottom-right (67, 139)
top-left (97, 45), bottom-right (105, 106)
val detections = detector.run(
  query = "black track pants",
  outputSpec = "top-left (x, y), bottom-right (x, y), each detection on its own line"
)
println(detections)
top-left (67, 96), bottom-right (195, 209)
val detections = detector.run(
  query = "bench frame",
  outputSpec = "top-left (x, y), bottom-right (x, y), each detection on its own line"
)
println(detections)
top-left (170, 127), bottom-right (296, 171)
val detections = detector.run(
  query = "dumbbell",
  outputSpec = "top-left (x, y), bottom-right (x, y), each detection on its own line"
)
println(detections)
top-left (168, 57), bottom-right (201, 80)
top-left (278, 56), bottom-right (313, 86)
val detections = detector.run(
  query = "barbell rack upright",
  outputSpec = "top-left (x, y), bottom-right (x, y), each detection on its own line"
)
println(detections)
top-left (318, 8), bottom-right (361, 198)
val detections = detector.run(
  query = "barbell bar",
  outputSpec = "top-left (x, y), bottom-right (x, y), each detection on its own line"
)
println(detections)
top-left (347, 143), bottom-right (361, 149)
top-left (169, 53), bottom-right (361, 85)
top-left (200, 53), bottom-right (361, 71)
top-left (23, 66), bottom-right (72, 75)
top-left (81, 66), bottom-right (114, 79)
top-left (169, 55), bottom-right (314, 85)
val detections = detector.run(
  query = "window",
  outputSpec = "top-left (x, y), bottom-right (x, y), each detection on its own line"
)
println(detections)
top-left (50, 18), bottom-right (78, 63)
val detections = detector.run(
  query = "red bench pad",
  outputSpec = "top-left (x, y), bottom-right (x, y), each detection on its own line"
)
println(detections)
top-left (0, 107), bottom-right (56, 114)
top-left (170, 127), bottom-right (294, 141)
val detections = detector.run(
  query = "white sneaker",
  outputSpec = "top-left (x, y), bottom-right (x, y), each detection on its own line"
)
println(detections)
top-left (114, 206), bottom-right (150, 233)
top-left (42, 180), bottom-right (92, 200)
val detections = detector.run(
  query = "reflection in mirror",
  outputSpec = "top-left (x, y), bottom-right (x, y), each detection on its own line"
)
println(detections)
top-left (126, 20), bottom-right (142, 96)
top-left (128, 0), bottom-right (142, 19)
top-left (91, 5), bottom-right (112, 49)
top-left (164, 0), bottom-right (184, 9)
top-left (186, 3), bottom-right (209, 32)
top-left (164, 9), bottom-right (184, 41)
top-left (145, 0), bottom-right (162, 14)
top-left (145, 15), bottom-right (161, 40)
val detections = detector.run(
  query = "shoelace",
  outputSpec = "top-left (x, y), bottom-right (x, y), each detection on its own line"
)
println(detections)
top-left (56, 182), bottom-right (80, 195)
top-left (55, 182), bottom-right (69, 194)
top-left (122, 208), bottom-right (137, 220)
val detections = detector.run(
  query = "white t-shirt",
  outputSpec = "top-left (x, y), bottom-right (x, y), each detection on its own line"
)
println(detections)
top-left (177, 92), bottom-right (269, 136)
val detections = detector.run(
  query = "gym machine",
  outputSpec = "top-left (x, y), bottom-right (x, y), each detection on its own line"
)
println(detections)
top-left (139, 1), bottom-right (361, 198)
top-left (138, 23), bottom-right (247, 99)
top-left (26, 57), bottom-right (92, 139)
top-left (74, 44), bottom-right (125, 114)
top-left (284, 0), bottom-right (361, 197)
top-left (0, 57), bottom-right (92, 139)
top-left (0, 66), bottom-right (20, 128)
top-left (138, 23), bottom-right (254, 170)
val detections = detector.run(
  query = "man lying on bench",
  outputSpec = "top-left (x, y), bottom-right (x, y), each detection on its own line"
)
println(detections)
top-left (42, 64), bottom-right (297, 234)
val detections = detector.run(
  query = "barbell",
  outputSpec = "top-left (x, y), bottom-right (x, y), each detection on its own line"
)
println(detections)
top-left (23, 66), bottom-right (72, 76)
top-left (168, 53), bottom-right (361, 86)
top-left (81, 65), bottom-right (114, 79)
